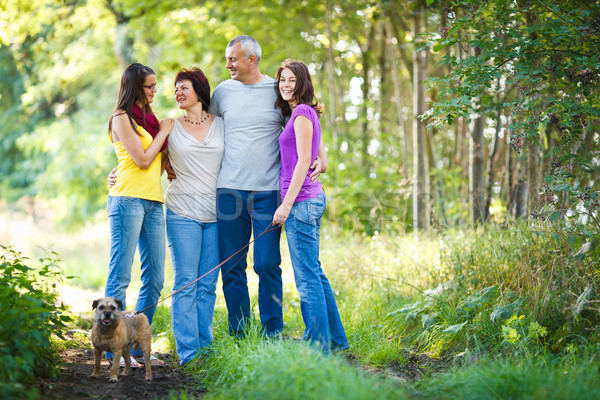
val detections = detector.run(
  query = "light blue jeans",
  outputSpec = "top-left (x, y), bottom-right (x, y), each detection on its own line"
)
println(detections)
top-left (284, 191), bottom-right (348, 352)
top-left (167, 208), bottom-right (220, 365)
top-left (105, 196), bottom-right (165, 358)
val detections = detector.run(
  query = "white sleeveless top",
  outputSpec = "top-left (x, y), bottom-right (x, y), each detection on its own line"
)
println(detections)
top-left (165, 117), bottom-right (224, 222)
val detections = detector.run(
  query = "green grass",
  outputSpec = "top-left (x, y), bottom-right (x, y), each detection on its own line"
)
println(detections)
top-left (413, 354), bottom-right (600, 400)
top-left (199, 326), bottom-right (406, 400)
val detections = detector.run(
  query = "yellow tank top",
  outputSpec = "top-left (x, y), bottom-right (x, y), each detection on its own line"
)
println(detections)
top-left (108, 121), bottom-right (163, 203)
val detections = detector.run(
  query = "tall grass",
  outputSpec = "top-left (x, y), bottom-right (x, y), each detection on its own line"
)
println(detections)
top-left (384, 221), bottom-right (600, 357)
top-left (412, 353), bottom-right (600, 400)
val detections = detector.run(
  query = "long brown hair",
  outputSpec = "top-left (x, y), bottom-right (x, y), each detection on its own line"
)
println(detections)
top-left (109, 63), bottom-right (155, 134)
top-left (274, 59), bottom-right (324, 118)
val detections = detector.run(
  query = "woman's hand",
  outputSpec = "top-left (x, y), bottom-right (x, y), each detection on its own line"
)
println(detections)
top-left (272, 203), bottom-right (292, 226)
top-left (159, 118), bottom-right (174, 135)
top-left (112, 113), bottom-right (171, 169)
top-left (107, 167), bottom-right (117, 188)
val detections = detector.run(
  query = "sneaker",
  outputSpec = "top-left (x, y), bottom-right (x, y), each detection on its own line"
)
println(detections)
top-left (134, 354), bottom-right (166, 367)
top-left (117, 356), bottom-right (143, 369)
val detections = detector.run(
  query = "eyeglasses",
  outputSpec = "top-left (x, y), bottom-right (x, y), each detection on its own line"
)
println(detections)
top-left (143, 84), bottom-right (157, 90)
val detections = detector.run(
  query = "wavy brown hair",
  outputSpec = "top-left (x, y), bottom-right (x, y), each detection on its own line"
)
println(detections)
top-left (109, 63), bottom-right (155, 134)
top-left (274, 59), bottom-right (323, 118)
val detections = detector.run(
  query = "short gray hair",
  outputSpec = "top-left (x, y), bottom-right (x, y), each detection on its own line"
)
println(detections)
top-left (228, 35), bottom-right (262, 63)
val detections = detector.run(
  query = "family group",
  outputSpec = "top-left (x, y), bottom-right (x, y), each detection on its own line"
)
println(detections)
top-left (103, 35), bottom-right (348, 367)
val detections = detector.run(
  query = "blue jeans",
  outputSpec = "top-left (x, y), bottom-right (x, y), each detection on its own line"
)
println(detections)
top-left (166, 208), bottom-right (219, 365)
top-left (217, 188), bottom-right (283, 336)
top-left (285, 192), bottom-right (348, 352)
top-left (105, 196), bottom-right (165, 358)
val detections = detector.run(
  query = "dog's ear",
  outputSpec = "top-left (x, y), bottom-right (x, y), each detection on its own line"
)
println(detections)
top-left (92, 299), bottom-right (100, 310)
top-left (116, 299), bottom-right (124, 311)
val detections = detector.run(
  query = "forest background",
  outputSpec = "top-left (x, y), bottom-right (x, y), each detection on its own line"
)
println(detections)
top-left (1, 0), bottom-right (600, 399)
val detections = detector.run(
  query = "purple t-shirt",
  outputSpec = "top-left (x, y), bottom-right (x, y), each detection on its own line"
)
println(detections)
top-left (279, 104), bottom-right (323, 203)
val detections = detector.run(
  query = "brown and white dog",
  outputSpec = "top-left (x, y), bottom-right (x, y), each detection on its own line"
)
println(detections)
top-left (90, 297), bottom-right (153, 381)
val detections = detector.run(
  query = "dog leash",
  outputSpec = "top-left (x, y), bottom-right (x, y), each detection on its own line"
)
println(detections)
top-left (128, 223), bottom-right (281, 318)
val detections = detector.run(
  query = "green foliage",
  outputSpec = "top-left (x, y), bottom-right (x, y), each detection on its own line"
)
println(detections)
top-left (0, 46), bottom-right (39, 199)
top-left (427, 0), bottom-right (600, 226)
top-left (325, 158), bottom-right (412, 235)
top-left (1, 1), bottom-right (418, 234)
top-left (501, 314), bottom-right (548, 351)
top-left (384, 222), bottom-right (599, 358)
top-left (0, 246), bottom-right (72, 400)
top-left (346, 313), bottom-right (408, 367)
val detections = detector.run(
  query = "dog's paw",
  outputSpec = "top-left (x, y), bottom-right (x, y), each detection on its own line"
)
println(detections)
top-left (145, 375), bottom-right (153, 381)
top-left (109, 375), bottom-right (118, 382)
top-left (90, 371), bottom-right (100, 378)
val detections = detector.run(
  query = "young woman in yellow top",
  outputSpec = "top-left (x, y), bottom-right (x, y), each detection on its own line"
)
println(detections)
top-left (105, 63), bottom-right (173, 367)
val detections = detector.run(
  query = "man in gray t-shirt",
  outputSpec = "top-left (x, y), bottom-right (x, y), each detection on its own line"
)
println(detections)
top-left (210, 35), bottom-right (284, 336)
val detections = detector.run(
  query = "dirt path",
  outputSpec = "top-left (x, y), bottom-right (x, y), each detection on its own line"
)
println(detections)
top-left (28, 282), bottom-right (206, 399)
top-left (34, 341), bottom-right (206, 399)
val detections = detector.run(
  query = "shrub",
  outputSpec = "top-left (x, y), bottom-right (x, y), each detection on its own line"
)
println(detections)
top-left (384, 222), bottom-right (599, 357)
top-left (0, 245), bottom-right (71, 400)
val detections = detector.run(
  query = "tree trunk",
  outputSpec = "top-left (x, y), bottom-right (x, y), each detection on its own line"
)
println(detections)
top-left (483, 105), bottom-right (502, 222)
top-left (506, 121), bottom-right (515, 219)
top-left (378, 23), bottom-right (390, 139)
top-left (527, 125), bottom-right (540, 213)
top-left (412, 5), bottom-right (429, 235)
top-left (506, 142), bottom-right (514, 219)
top-left (515, 175), bottom-right (528, 219)
top-left (453, 43), bottom-right (467, 174)
top-left (470, 110), bottom-right (486, 225)
top-left (383, 10), bottom-right (409, 179)
top-left (427, 130), bottom-right (447, 226)
top-left (469, 43), bottom-right (486, 226)
top-left (358, 23), bottom-right (376, 168)
top-left (325, 0), bottom-right (339, 150)
top-left (509, 137), bottom-right (528, 220)
top-left (104, 1), bottom-right (135, 68)
top-left (524, 9), bottom-right (540, 216)
top-left (113, 23), bottom-right (135, 68)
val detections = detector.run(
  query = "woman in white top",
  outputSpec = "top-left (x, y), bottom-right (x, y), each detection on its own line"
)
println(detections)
top-left (165, 68), bottom-right (224, 365)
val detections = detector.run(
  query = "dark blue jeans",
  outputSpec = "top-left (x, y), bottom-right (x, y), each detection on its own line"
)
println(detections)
top-left (217, 189), bottom-right (283, 336)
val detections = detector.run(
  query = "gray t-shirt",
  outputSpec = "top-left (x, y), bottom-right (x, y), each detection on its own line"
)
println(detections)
top-left (165, 117), bottom-right (225, 223)
top-left (210, 76), bottom-right (284, 191)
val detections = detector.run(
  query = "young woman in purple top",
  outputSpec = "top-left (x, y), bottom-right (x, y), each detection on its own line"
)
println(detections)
top-left (272, 59), bottom-right (348, 352)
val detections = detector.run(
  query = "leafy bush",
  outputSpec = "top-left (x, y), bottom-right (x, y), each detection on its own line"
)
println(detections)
top-left (384, 222), bottom-right (599, 357)
top-left (0, 246), bottom-right (71, 400)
